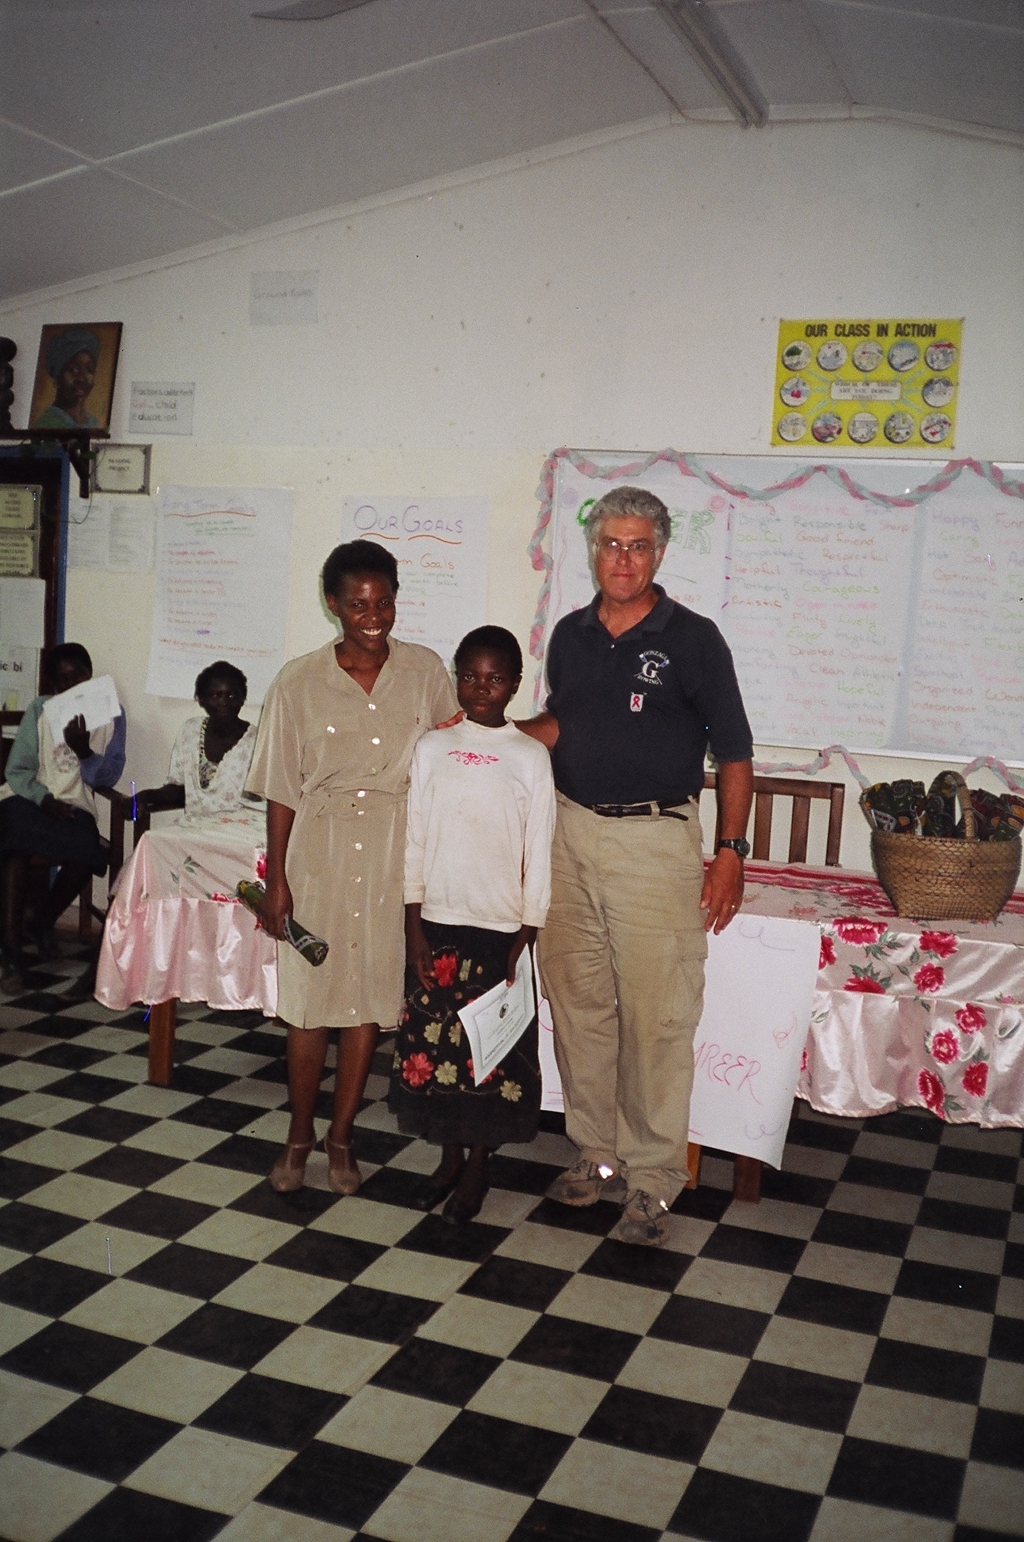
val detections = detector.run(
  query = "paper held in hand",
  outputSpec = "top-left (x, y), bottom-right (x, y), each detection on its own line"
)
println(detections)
top-left (458, 945), bottom-right (536, 1086)
top-left (41, 674), bottom-right (121, 739)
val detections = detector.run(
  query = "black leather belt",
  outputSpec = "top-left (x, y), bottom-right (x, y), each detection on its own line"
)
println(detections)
top-left (589, 799), bottom-right (691, 821)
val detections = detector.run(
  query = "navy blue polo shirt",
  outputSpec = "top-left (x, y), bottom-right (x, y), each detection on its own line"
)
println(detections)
top-left (545, 586), bottom-right (753, 806)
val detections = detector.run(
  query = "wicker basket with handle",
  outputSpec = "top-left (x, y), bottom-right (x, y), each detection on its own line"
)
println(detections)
top-left (870, 773), bottom-right (1022, 921)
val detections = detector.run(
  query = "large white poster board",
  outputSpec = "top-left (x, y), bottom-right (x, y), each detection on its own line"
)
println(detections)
top-left (540, 454), bottom-right (1024, 762)
top-left (146, 486), bottom-right (293, 704)
top-left (340, 497), bottom-right (488, 666)
top-left (540, 913), bottom-right (820, 1170)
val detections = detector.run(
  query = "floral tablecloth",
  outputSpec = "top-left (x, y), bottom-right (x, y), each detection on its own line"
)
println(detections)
top-left (737, 862), bottom-right (1024, 1128)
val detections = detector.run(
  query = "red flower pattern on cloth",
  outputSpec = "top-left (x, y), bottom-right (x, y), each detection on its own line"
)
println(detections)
top-left (955, 1004), bottom-right (987, 1034)
top-left (818, 934), bottom-right (836, 969)
top-left (465, 1057), bottom-right (496, 1086)
top-left (930, 1029), bottom-right (959, 1066)
top-left (844, 975), bottom-right (886, 994)
top-left (800, 1048), bottom-right (808, 1072)
top-left (434, 952), bottom-right (459, 988)
top-left (256, 850), bottom-right (267, 881)
top-left (918, 1069), bottom-right (944, 1114)
top-left (833, 918), bottom-right (887, 945)
top-left (914, 963), bottom-right (945, 993)
top-left (918, 930), bottom-right (957, 959)
top-left (402, 1052), bottom-right (434, 1088)
top-left (962, 1061), bottom-right (989, 1099)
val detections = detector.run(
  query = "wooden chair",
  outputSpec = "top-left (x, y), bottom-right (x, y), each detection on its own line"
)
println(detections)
top-left (686, 772), bottom-right (846, 1204)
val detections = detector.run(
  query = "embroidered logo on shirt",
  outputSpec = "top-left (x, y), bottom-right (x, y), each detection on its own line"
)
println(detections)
top-left (448, 750), bottom-right (499, 766)
top-left (636, 649), bottom-right (670, 685)
top-left (630, 694), bottom-right (644, 713)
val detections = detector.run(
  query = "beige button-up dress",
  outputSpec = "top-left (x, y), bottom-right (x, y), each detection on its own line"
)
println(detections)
top-left (247, 637), bottom-right (457, 1030)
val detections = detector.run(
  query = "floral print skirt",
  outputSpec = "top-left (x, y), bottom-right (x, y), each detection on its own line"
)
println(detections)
top-left (388, 919), bottom-right (541, 1149)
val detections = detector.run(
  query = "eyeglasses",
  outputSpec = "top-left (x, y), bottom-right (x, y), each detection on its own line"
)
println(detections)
top-left (596, 538), bottom-right (656, 558)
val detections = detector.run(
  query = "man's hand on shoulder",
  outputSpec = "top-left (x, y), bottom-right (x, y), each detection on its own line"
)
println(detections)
top-left (700, 848), bottom-right (744, 934)
top-left (434, 711), bottom-right (464, 730)
top-left (514, 712), bottom-right (559, 749)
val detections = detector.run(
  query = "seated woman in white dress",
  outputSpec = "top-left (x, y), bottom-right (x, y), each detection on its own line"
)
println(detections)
top-left (95, 662), bottom-right (273, 1014)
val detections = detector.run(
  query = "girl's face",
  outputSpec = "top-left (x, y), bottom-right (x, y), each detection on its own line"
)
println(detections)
top-left (456, 648), bottom-right (520, 728)
top-left (327, 573), bottom-right (396, 659)
top-left (198, 677), bottom-right (245, 724)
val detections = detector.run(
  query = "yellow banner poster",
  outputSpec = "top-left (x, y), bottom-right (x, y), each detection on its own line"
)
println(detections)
top-left (772, 318), bottom-right (963, 450)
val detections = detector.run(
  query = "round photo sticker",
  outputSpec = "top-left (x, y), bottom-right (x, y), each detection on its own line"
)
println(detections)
top-left (884, 411), bottom-right (915, 444)
top-left (925, 341), bottom-right (957, 371)
top-left (852, 340), bottom-right (885, 372)
top-left (780, 376), bottom-right (811, 407)
top-left (811, 412), bottom-right (843, 444)
top-left (887, 340), bottom-right (919, 373)
top-left (816, 341), bottom-right (847, 371)
top-left (777, 412), bottom-right (808, 443)
top-left (781, 341), bottom-right (813, 371)
top-left (922, 376), bottom-right (955, 408)
top-left (847, 412), bottom-right (879, 444)
top-left (920, 412), bottom-right (953, 444)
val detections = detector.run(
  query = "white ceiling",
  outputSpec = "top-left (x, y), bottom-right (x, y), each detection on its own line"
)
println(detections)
top-left (1, 0), bottom-right (1022, 303)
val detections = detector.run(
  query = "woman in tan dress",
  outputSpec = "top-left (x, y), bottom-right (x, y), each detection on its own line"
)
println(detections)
top-left (247, 541), bottom-right (457, 1193)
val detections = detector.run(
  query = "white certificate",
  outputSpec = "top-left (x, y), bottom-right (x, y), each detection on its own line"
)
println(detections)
top-left (458, 944), bottom-right (535, 1086)
top-left (41, 674), bottom-right (121, 738)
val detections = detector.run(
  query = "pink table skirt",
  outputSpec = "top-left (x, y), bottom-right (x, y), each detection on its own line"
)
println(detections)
top-left (96, 826), bottom-right (278, 1015)
top-left (738, 862), bottom-right (1024, 1129)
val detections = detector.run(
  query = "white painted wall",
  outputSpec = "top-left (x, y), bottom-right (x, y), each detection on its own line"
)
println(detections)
top-left (2, 116), bottom-right (1022, 870)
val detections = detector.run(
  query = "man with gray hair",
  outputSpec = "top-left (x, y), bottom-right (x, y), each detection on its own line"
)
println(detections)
top-left (521, 486), bottom-right (753, 1246)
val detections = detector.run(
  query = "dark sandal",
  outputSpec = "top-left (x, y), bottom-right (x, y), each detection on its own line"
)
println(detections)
top-left (268, 1140), bottom-right (315, 1193)
top-left (324, 1134), bottom-right (361, 1196)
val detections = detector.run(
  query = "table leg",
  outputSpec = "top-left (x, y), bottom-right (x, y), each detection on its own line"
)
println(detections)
top-left (685, 1142), bottom-right (702, 1190)
top-left (733, 1154), bottom-right (762, 1203)
top-left (148, 999), bottom-right (177, 1086)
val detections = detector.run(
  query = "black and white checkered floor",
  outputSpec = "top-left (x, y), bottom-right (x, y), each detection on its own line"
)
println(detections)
top-left (0, 939), bottom-right (1022, 1542)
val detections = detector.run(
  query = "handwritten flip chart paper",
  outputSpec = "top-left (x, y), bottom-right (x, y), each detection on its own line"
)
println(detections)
top-left (545, 454), bottom-right (1024, 762)
top-left (340, 497), bottom-right (488, 666)
top-left (540, 914), bottom-right (819, 1166)
top-left (903, 488), bottom-right (1024, 756)
top-left (0, 577), bottom-right (45, 648)
top-left (689, 916), bottom-right (820, 1167)
top-left (146, 486), bottom-right (293, 703)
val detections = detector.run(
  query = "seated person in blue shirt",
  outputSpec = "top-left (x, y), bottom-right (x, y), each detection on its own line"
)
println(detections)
top-left (0, 643), bottom-right (126, 992)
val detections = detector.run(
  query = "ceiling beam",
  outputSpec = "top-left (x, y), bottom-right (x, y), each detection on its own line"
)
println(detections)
top-left (654, 0), bottom-right (768, 126)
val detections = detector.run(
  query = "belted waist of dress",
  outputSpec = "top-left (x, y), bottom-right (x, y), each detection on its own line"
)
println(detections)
top-left (308, 786), bottom-right (403, 817)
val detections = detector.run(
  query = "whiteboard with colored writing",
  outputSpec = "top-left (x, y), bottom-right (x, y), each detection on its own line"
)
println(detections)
top-left (538, 453), bottom-right (1024, 762)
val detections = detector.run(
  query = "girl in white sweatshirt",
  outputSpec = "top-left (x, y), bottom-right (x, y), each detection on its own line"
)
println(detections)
top-left (389, 626), bottom-right (555, 1223)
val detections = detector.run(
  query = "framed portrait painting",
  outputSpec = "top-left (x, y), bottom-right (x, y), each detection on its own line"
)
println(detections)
top-left (29, 322), bottom-right (122, 431)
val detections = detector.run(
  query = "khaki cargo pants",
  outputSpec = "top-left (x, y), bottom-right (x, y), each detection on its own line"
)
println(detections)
top-left (538, 792), bottom-right (707, 1206)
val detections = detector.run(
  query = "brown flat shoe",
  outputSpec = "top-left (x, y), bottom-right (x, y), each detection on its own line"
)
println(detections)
top-left (324, 1134), bottom-right (361, 1196)
top-left (268, 1139), bottom-right (315, 1193)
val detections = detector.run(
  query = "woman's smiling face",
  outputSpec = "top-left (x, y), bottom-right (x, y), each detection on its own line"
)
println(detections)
top-left (327, 572), bottom-right (396, 658)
